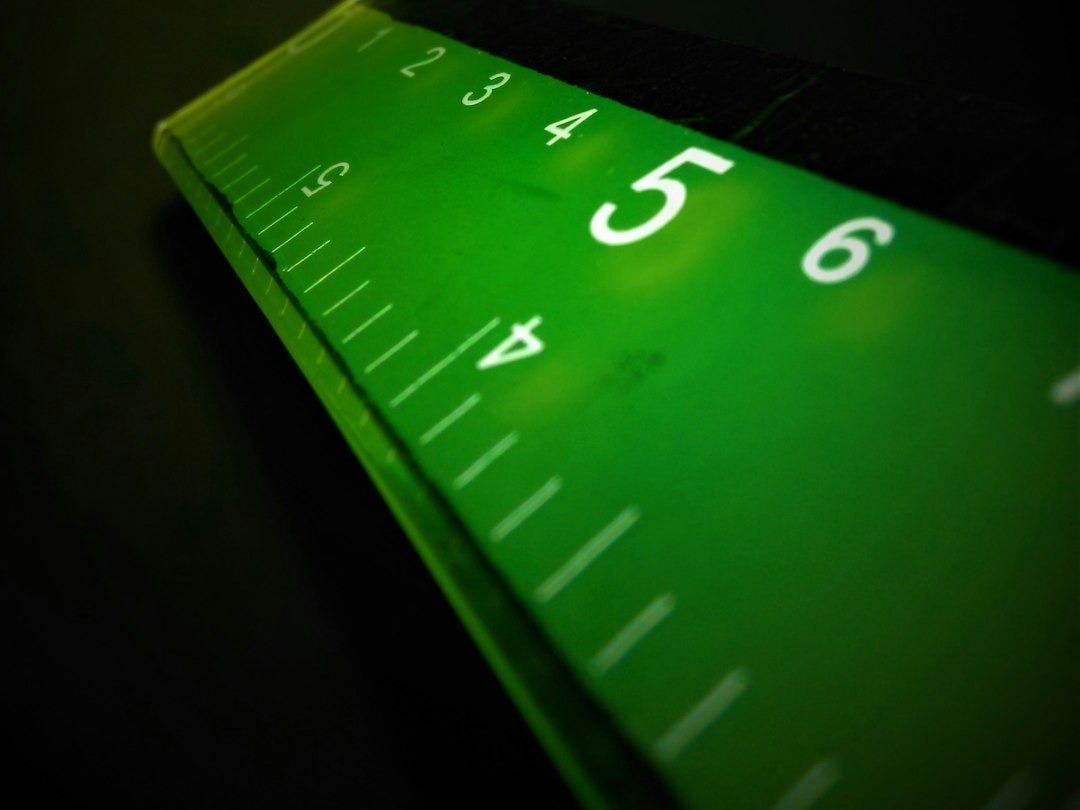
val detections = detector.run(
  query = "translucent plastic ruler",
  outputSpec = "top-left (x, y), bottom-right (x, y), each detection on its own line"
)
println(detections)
top-left (153, 2), bottom-right (1078, 807)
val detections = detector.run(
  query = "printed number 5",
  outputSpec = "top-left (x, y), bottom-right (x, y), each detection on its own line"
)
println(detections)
top-left (302, 162), bottom-right (349, 197)
top-left (590, 147), bottom-right (734, 245)
top-left (462, 72), bottom-right (511, 106)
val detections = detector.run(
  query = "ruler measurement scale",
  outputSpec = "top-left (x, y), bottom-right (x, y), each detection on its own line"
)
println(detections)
top-left (157, 3), bottom-right (1079, 808)
top-left (179, 25), bottom-right (759, 779)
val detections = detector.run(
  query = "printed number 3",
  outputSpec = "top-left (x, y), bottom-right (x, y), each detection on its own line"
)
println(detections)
top-left (462, 73), bottom-right (511, 106)
top-left (590, 147), bottom-right (734, 246)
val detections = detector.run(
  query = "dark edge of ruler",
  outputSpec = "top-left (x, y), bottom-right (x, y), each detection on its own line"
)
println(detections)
top-left (158, 131), bottom-right (679, 810)
top-left (373, 0), bottom-right (1078, 267)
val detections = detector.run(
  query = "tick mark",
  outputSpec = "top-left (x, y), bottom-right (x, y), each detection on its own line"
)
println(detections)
top-left (190, 131), bottom-right (224, 154)
top-left (212, 152), bottom-right (248, 178)
top-left (420, 393), bottom-right (480, 446)
top-left (453, 432), bottom-right (519, 490)
top-left (203, 134), bottom-right (248, 165)
top-left (246, 165), bottom-right (321, 217)
top-left (980, 770), bottom-right (1037, 810)
top-left (365, 330), bottom-right (419, 374)
top-left (653, 668), bottom-right (749, 762)
top-left (391, 318), bottom-right (501, 408)
top-left (306, 246), bottom-right (367, 294)
top-left (589, 593), bottom-right (674, 677)
top-left (257, 206), bottom-right (298, 235)
top-left (221, 164), bottom-right (257, 190)
top-left (285, 239), bottom-right (330, 273)
top-left (342, 304), bottom-right (392, 343)
top-left (233, 177), bottom-right (269, 203)
top-left (322, 280), bottom-right (371, 315)
top-left (774, 760), bottom-right (842, 810)
top-left (490, 477), bottom-right (562, 542)
top-left (1049, 366), bottom-right (1080, 406)
top-left (536, 507), bottom-right (640, 603)
top-left (270, 222), bottom-right (313, 253)
top-left (357, 26), bottom-right (392, 52)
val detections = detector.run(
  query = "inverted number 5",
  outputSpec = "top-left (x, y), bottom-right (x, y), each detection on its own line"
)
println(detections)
top-left (590, 147), bottom-right (734, 246)
top-left (462, 72), bottom-right (511, 106)
top-left (302, 162), bottom-right (349, 197)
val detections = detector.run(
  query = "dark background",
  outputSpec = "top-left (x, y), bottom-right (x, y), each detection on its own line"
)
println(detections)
top-left (1, 1), bottom-right (1074, 806)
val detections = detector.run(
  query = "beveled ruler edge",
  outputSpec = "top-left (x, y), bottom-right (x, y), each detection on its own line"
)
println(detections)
top-left (149, 2), bottom-right (1079, 807)
top-left (151, 20), bottom-right (675, 801)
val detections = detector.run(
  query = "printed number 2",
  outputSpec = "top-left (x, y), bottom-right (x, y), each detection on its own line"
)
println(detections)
top-left (590, 147), bottom-right (734, 246)
top-left (477, 317), bottom-right (544, 370)
top-left (400, 47), bottom-right (445, 77)
top-left (462, 73), bottom-right (511, 106)
top-left (302, 162), bottom-right (349, 197)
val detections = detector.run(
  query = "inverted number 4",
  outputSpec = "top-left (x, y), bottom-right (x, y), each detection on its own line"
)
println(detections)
top-left (477, 317), bottom-right (544, 370)
top-left (545, 109), bottom-right (597, 145)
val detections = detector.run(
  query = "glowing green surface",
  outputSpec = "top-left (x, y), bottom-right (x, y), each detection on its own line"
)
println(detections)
top-left (154, 3), bottom-right (1078, 807)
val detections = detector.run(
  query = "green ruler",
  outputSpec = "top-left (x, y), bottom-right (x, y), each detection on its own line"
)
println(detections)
top-left (153, 2), bottom-right (1079, 807)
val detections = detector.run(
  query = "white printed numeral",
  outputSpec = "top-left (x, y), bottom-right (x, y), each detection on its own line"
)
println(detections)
top-left (302, 162), bottom-right (350, 197)
top-left (462, 73), bottom-right (511, 106)
top-left (545, 108), bottom-right (597, 145)
top-left (400, 47), bottom-right (446, 77)
top-left (477, 317), bottom-right (544, 370)
top-left (590, 147), bottom-right (734, 246)
top-left (802, 217), bottom-right (894, 284)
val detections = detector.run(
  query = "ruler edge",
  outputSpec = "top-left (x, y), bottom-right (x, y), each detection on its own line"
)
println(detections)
top-left (149, 6), bottom-right (678, 804)
top-left (150, 2), bottom-right (1079, 806)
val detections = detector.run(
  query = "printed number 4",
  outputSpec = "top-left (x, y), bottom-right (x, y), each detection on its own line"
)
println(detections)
top-left (302, 162), bottom-right (349, 197)
top-left (590, 147), bottom-right (734, 246)
top-left (477, 317), bottom-right (544, 370)
top-left (545, 108), bottom-right (597, 145)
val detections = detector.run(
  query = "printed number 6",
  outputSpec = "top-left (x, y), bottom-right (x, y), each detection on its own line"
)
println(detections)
top-left (462, 72), bottom-right (511, 106)
top-left (302, 162), bottom-right (350, 197)
top-left (802, 217), bottom-right (894, 284)
top-left (590, 147), bottom-right (734, 246)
